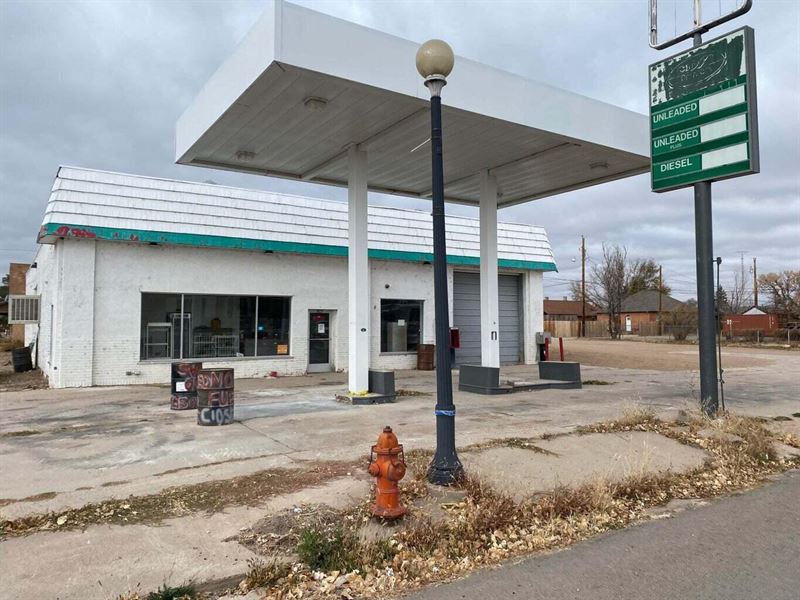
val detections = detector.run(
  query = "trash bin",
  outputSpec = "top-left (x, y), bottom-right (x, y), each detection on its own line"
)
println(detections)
top-left (196, 368), bottom-right (235, 426)
top-left (417, 344), bottom-right (435, 371)
top-left (170, 362), bottom-right (202, 410)
top-left (11, 346), bottom-right (33, 373)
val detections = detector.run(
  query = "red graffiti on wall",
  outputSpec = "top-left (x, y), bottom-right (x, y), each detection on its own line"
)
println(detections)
top-left (69, 228), bottom-right (97, 239)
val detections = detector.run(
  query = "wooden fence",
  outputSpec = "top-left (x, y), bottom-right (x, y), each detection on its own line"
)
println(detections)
top-left (543, 320), bottom-right (608, 338)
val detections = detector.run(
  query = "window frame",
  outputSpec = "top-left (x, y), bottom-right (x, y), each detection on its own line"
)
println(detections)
top-left (379, 298), bottom-right (423, 355)
top-left (139, 292), bottom-right (292, 362)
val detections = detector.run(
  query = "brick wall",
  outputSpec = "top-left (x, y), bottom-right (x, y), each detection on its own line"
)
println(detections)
top-left (9, 262), bottom-right (30, 343)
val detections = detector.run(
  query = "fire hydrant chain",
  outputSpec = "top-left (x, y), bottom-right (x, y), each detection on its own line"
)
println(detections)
top-left (367, 426), bottom-right (407, 519)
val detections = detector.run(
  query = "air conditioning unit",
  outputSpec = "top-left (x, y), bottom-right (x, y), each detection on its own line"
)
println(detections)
top-left (9, 295), bottom-right (40, 324)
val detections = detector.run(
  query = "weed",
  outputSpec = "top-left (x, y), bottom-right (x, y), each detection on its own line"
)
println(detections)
top-left (399, 515), bottom-right (440, 554)
top-left (582, 379), bottom-right (613, 385)
top-left (792, 412), bottom-right (800, 418)
top-left (577, 404), bottom-right (658, 433)
top-left (395, 389), bottom-right (431, 397)
top-left (241, 558), bottom-right (290, 592)
top-left (362, 537), bottom-right (397, 566)
top-left (537, 479), bottom-right (614, 519)
top-left (618, 405), bottom-right (658, 426)
top-left (772, 415), bottom-right (792, 421)
top-left (458, 477), bottom-right (517, 534)
top-left (698, 414), bottom-right (777, 464)
top-left (241, 411), bottom-right (799, 600)
top-left (2, 461), bottom-right (355, 538)
top-left (145, 583), bottom-right (195, 600)
top-left (1, 430), bottom-right (41, 438)
top-left (494, 438), bottom-right (557, 455)
top-left (296, 526), bottom-right (360, 572)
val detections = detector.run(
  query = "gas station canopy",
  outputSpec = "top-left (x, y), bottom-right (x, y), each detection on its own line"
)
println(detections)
top-left (176, 0), bottom-right (649, 207)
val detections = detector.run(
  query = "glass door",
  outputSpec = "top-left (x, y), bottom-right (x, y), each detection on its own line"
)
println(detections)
top-left (308, 312), bottom-right (331, 373)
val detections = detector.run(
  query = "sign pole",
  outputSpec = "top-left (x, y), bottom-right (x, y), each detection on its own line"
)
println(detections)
top-left (649, 7), bottom-right (758, 416)
top-left (691, 29), bottom-right (719, 417)
top-left (694, 179), bottom-right (719, 416)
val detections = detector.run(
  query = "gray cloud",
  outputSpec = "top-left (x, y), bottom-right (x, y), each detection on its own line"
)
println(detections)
top-left (1, 0), bottom-right (797, 302)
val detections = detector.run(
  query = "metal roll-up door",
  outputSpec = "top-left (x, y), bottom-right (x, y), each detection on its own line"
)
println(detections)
top-left (452, 272), bottom-right (522, 366)
top-left (498, 275), bottom-right (522, 364)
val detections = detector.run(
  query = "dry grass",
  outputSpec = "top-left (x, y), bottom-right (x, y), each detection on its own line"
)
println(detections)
top-left (712, 413), bottom-right (777, 463)
top-left (243, 411), bottom-right (798, 600)
top-left (476, 437), bottom-right (557, 455)
top-left (0, 339), bottom-right (23, 352)
top-left (1, 461), bottom-right (356, 539)
top-left (577, 404), bottom-right (658, 433)
top-left (240, 558), bottom-right (291, 593)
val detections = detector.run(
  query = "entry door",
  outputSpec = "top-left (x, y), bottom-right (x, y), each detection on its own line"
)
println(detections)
top-left (308, 312), bottom-right (332, 373)
top-left (625, 315), bottom-right (632, 332)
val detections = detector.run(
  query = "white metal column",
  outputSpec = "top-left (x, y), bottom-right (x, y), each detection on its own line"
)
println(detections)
top-left (348, 146), bottom-right (370, 393)
top-left (479, 170), bottom-right (500, 368)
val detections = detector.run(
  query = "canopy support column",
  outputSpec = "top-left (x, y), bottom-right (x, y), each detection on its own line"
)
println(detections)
top-left (480, 170), bottom-right (500, 368)
top-left (348, 146), bottom-right (369, 393)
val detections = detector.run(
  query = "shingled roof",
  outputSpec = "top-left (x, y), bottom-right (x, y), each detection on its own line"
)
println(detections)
top-left (620, 290), bottom-right (684, 313)
top-left (544, 299), bottom-right (597, 317)
top-left (37, 166), bottom-right (557, 271)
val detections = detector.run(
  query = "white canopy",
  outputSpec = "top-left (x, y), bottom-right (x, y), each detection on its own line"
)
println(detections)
top-left (176, 0), bottom-right (649, 207)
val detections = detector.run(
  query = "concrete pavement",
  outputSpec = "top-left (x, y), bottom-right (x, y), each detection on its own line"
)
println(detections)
top-left (407, 470), bottom-right (800, 600)
top-left (2, 345), bottom-right (798, 519)
top-left (1, 341), bottom-right (797, 598)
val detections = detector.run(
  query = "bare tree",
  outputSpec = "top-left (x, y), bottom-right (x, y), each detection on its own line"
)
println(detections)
top-left (727, 273), bottom-right (750, 314)
top-left (583, 245), bottom-right (628, 339)
top-left (581, 245), bottom-right (672, 339)
top-left (663, 304), bottom-right (698, 341)
top-left (758, 270), bottom-right (800, 319)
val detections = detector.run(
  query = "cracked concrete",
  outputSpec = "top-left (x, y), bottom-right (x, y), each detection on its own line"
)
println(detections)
top-left (0, 340), bottom-right (797, 599)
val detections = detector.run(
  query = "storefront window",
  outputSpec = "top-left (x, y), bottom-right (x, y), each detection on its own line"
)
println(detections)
top-left (381, 299), bottom-right (422, 352)
top-left (257, 296), bottom-right (291, 356)
top-left (140, 293), bottom-right (290, 360)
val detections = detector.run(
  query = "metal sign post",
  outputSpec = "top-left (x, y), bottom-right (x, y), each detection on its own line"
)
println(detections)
top-left (648, 2), bottom-right (758, 416)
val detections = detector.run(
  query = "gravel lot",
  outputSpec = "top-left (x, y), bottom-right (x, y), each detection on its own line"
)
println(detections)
top-left (563, 338), bottom-right (787, 371)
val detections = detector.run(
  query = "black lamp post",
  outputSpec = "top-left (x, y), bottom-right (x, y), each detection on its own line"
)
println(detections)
top-left (416, 39), bottom-right (464, 485)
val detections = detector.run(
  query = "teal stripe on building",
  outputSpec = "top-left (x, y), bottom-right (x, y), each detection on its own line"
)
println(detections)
top-left (40, 222), bottom-right (558, 272)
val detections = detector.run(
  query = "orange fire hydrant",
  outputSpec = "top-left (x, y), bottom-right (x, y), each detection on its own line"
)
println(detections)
top-left (367, 426), bottom-right (407, 519)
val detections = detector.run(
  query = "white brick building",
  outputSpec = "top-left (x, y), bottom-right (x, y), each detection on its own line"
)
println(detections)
top-left (26, 167), bottom-right (555, 388)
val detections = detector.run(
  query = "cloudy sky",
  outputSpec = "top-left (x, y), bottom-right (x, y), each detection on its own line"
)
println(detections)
top-left (1, 0), bottom-right (797, 301)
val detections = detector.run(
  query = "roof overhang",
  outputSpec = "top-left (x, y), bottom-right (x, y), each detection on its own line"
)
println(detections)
top-left (176, 0), bottom-right (649, 208)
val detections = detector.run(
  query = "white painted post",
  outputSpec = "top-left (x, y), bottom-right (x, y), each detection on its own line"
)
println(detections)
top-left (348, 147), bottom-right (370, 393)
top-left (479, 170), bottom-right (500, 368)
top-left (523, 270), bottom-right (544, 364)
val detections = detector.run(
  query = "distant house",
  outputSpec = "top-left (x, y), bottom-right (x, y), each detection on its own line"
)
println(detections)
top-left (597, 290), bottom-right (684, 333)
top-left (543, 298), bottom-right (597, 322)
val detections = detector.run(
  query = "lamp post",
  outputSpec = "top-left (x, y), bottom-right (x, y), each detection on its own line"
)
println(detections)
top-left (416, 39), bottom-right (464, 485)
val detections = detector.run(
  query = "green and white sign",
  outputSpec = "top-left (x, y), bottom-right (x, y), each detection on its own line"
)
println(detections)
top-left (649, 27), bottom-right (759, 192)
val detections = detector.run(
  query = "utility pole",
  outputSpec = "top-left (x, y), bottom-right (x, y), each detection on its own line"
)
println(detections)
top-left (581, 235), bottom-right (586, 338)
top-left (658, 265), bottom-right (663, 336)
top-left (752, 257), bottom-right (758, 307)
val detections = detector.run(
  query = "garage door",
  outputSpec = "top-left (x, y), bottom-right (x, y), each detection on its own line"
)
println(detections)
top-left (452, 272), bottom-right (522, 366)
